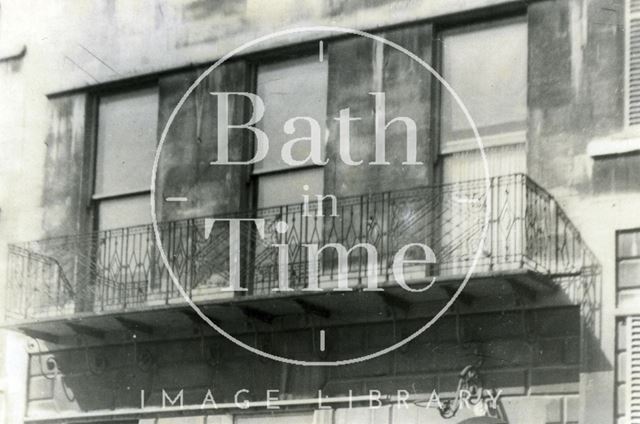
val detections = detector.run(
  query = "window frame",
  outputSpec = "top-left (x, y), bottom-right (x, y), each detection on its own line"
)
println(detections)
top-left (616, 227), bottom-right (640, 298)
top-left (435, 14), bottom-right (529, 157)
top-left (89, 83), bottom-right (160, 232)
top-left (248, 46), bottom-right (329, 210)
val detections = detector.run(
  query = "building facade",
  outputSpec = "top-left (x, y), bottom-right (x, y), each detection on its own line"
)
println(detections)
top-left (0, 0), bottom-right (638, 423)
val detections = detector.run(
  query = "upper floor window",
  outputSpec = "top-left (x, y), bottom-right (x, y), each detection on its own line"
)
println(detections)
top-left (618, 228), bottom-right (640, 297)
top-left (440, 16), bottom-right (528, 152)
top-left (439, 16), bottom-right (528, 183)
top-left (94, 87), bottom-right (158, 230)
top-left (252, 55), bottom-right (328, 209)
top-left (627, 0), bottom-right (640, 126)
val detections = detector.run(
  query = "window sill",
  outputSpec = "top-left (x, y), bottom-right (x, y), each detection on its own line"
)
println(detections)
top-left (92, 189), bottom-right (150, 201)
top-left (587, 130), bottom-right (640, 158)
top-left (252, 163), bottom-right (325, 176)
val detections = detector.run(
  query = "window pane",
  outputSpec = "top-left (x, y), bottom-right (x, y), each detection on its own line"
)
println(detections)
top-left (98, 195), bottom-right (151, 230)
top-left (257, 167), bottom-right (324, 209)
top-left (253, 56), bottom-right (328, 173)
top-left (618, 258), bottom-right (640, 289)
top-left (618, 230), bottom-right (640, 258)
top-left (441, 18), bottom-right (527, 144)
top-left (95, 87), bottom-right (158, 195)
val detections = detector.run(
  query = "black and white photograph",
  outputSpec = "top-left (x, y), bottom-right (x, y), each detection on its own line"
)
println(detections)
top-left (0, 0), bottom-right (636, 423)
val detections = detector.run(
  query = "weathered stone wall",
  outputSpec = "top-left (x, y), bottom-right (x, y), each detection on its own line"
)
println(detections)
top-left (12, 0), bottom-right (523, 96)
top-left (41, 95), bottom-right (92, 238)
top-left (527, 1), bottom-right (631, 422)
top-left (527, 0), bottom-right (625, 194)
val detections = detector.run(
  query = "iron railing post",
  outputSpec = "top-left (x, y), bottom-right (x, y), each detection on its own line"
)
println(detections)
top-left (165, 221), bottom-right (172, 305)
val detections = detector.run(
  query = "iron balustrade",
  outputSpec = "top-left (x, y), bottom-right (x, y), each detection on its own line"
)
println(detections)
top-left (4, 174), bottom-right (593, 322)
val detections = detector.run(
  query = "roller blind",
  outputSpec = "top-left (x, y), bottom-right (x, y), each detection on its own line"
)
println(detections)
top-left (95, 87), bottom-right (158, 196)
top-left (627, 315), bottom-right (640, 422)
top-left (440, 17), bottom-right (527, 144)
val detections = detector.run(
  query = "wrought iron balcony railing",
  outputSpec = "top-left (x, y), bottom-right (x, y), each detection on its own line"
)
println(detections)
top-left (4, 174), bottom-right (593, 322)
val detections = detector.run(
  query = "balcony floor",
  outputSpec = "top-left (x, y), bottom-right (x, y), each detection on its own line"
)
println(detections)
top-left (3, 268), bottom-right (566, 346)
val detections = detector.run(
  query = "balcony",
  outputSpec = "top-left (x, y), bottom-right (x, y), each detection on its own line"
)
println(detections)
top-left (2, 174), bottom-right (597, 339)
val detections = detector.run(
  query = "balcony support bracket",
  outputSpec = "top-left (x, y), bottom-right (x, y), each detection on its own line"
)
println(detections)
top-left (66, 322), bottom-right (105, 340)
top-left (182, 310), bottom-right (221, 329)
top-left (19, 328), bottom-right (60, 344)
top-left (239, 306), bottom-right (275, 325)
top-left (378, 292), bottom-right (412, 314)
top-left (115, 317), bottom-right (154, 336)
top-left (294, 299), bottom-right (331, 319)
top-left (443, 286), bottom-right (475, 307)
top-left (508, 279), bottom-right (537, 305)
